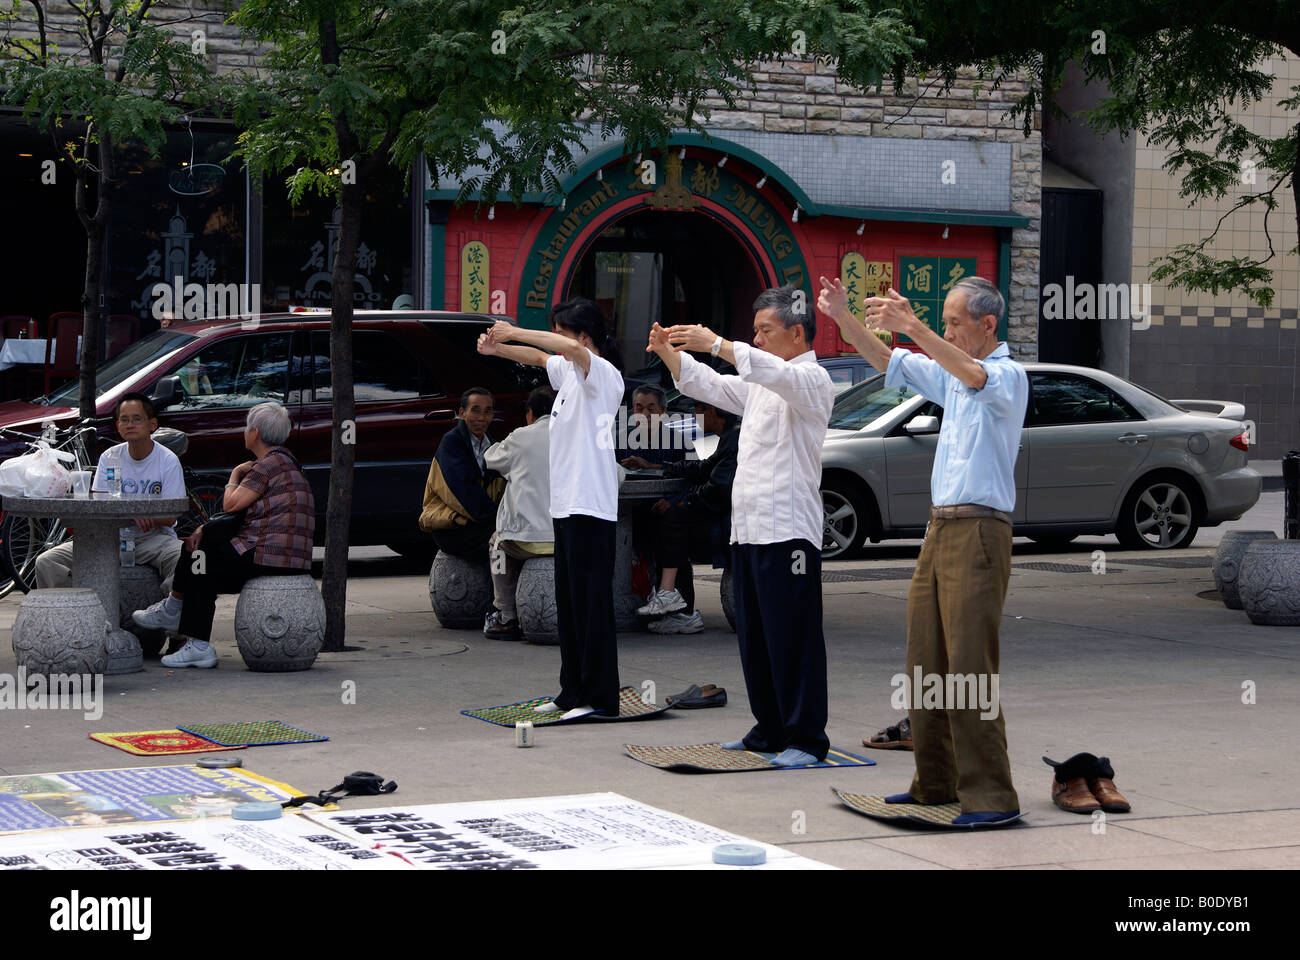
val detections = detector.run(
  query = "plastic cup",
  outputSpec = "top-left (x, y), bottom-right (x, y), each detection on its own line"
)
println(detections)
top-left (70, 471), bottom-right (92, 497)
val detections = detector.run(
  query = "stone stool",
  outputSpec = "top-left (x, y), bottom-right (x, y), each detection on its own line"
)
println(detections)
top-left (1213, 530), bottom-right (1278, 609)
top-left (719, 568), bottom-right (736, 633)
top-left (119, 564), bottom-right (167, 658)
top-left (12, 588), bottom-right (111, 676)
top-left (516, 556), bottom-right (558, 644)
top-left (428, 551), bottom-right (494, 629)
top-left (1239, 540), bottom-right (1300, 626)
top-left (234, 575), bottom-right (326, 671)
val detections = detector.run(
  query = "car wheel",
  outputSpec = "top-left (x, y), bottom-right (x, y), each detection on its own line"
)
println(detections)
top-left (821, 479), bottom-right (871, 560)
top-left (1116, 475), bottom-right (1200, 549)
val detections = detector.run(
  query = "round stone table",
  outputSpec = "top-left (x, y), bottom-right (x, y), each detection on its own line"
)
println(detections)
top-left (616, 476), bottom-right (687, 631)
top-left (3, 494), bottom-right (190, 674)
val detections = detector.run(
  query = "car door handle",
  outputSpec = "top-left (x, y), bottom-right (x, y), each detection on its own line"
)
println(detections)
top-left (424, 410), bottom-right (455, 422)
top-left (1117, 433), bottom-right (1149, 444)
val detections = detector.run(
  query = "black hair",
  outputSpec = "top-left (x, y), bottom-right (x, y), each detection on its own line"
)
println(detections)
top-left (693, 400), bottom-right (738, 433)
top-left (117, 392), bottom-right (156, 421)
top-left (460, 387), bottom-right (494, 411)
top-left (526, 386), bottom-right (555, 419)
top-left (753, 283), bottom-right (815, 345)
top-left (549, 297), bottom-right (624, 372)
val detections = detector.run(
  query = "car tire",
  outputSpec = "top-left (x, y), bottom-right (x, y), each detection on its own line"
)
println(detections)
top-left (1116, 473), bottom-right (1200, 549)
top-left (821, 476), bottom-right (873, 560)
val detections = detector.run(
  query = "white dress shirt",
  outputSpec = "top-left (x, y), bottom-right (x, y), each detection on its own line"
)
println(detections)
top-left (674, 344), bottom-right (833, 546)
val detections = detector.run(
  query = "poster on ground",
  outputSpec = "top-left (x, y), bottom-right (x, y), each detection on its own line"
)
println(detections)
top-left (0, 765), bottom-right (304, 833)
top-left (305, 793), bottom-right (834, 870)
top-left (0, 812), bottom-right (409, 870)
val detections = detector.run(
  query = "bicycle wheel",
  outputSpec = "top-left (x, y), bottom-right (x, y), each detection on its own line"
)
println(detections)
top-left (0, 513), bottom-right (66, 594)
top-left (175, 483), bottom-right (226, 539)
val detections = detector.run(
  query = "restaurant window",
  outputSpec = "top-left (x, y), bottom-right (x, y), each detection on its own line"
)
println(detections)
top-left (262, 168), bottom-right (412, 313)
top-left (106, 125), bottom-right (247, 328)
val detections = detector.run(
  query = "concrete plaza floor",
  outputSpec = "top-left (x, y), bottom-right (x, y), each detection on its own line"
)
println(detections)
top-left (1, 492), bottom-right (1296, 870)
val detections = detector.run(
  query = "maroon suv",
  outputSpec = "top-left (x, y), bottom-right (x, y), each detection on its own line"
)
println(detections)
top-left (0, 312), bottom-right (542, 557)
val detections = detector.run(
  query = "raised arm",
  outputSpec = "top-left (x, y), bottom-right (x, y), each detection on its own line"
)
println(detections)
top-left (487, 321), bottom-right (592, 376)
top-left (648, 322), bottom-right (748, 416)
top-left (866, 288), bottom-right (989, 390)
top-left (476, 330), bottom-right (550, 368)
top-left (817, 276), bottom-right (893, 373)
top-left (666, 323), bottom-right (827, 418)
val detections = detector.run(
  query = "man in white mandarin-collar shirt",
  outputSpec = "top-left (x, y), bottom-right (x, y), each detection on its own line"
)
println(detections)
top-left (649, 284), bottom-right (834, 767)
top-left (819, 274), bottom-right (1027, 826)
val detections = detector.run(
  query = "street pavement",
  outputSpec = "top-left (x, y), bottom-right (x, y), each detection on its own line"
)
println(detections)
top-left (1, 491), bottom-right (1296, 870)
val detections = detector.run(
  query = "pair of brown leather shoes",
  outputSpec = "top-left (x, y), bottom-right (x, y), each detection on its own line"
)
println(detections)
top-left (1051, 775), bottom-right (1130, 813)
top-left (1044, 753), bottom-right (1131, 814)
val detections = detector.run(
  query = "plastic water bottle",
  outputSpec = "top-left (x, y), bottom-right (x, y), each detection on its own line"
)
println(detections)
top-left (120, 527), bottom-right (135, 568)
top-left (105, 466), bottom-right (121, 498)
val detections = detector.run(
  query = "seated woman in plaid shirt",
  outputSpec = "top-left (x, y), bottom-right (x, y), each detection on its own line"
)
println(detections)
top-left (132, 402), bottom-right (315, 668)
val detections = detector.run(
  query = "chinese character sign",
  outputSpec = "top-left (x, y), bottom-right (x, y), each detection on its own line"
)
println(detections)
top-left (896, 255), bottom-right (977, 343)
top-left (460, 241), bottom-right (490, 314)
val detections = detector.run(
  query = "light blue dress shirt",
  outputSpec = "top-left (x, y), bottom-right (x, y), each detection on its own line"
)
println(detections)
top-left (884, 342), bottom-right (1029, 513)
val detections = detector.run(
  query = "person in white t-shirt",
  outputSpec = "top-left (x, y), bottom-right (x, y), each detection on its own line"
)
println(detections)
top-left (477, 299), bottom-right (625, 719)
top-left (35, 393), bottom-right (185, 597)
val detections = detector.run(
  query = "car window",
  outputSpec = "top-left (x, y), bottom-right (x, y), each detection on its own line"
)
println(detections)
top-left (1028, 373), bottom-right (1140, 426)
top-left (828, 374), bottom-right (916, 430)
top-left (423, 322), bottom-right (547, 394)
top-left (311, 331), bottom-right (428, 402)
top-left (45, 330), bottom-right (195, 405)
top-left (165, 333), bottom-right (292, 409)
top-left (826, 366), bottom-right (856, 393)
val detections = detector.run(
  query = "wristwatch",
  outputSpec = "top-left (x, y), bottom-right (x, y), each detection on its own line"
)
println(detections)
top-left (709, 335), bottom-right (723, 357)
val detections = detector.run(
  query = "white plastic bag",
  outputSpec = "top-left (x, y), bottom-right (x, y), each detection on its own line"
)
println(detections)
top-left (0, 442), bottom-right (75, 498)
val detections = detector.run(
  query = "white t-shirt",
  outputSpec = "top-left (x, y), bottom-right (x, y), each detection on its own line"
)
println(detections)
top-left (546, 351), bottom-right (623, 522)
top-left (92, 441), bottom-right (186, 537)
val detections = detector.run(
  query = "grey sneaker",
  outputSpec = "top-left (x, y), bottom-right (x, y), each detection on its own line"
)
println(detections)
top-left (160, 640), bottom-right (217, 669)
top-left (133, 598), bottom-right (181, 632)
top-left (637, 588), bottom-right (687, 617)
top-left (648, 611), bottom-right (704, 634)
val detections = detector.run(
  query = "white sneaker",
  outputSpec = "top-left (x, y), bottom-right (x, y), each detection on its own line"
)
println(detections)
top-left (637, 588), bottom-right (687, 617)
top-left (648, 611), bottom-right (704, 634)
top-left (161, 640), bottom-right (217, 669)
top-left (133, 598), bottom-right (181, 632)
top-left (560, 705), bottom-right (596, 721)
top-left (534, 701), bottom-right (561, 714)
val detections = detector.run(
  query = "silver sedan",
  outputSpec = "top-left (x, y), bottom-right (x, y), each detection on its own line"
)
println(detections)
top-left (819, 363), bottom-right (1261, 558)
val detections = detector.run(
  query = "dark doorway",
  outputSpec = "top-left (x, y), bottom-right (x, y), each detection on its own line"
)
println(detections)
top-left (566, 210), bottom-right (765, 384)
top-left (1039, 185), bottom-right (1103, 366)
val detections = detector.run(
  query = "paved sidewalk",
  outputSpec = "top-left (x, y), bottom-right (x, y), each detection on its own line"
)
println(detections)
top-left (2, 520), bottom-right (1296, 870)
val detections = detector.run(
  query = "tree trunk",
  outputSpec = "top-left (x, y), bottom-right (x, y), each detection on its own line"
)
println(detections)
top-left (78, 210), bottom-right (105, 418)
top-left (320, 162), bottom-right (362, 651)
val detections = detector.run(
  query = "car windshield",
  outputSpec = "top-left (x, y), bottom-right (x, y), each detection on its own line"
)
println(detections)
top-left (828, 373), bottom-right (917, 430)
top-left (43, 330), bottom-right (196, 406)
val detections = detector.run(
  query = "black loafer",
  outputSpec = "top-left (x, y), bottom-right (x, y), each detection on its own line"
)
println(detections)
top-left (668, 684), bottom-right (727, 709)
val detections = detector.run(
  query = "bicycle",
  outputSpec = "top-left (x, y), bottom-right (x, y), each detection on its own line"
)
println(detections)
top-left (0, 422), bottom-right (224, 595)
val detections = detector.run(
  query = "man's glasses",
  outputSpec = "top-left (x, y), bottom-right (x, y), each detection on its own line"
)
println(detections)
top-left (117, 416), bottom-right (148, 425)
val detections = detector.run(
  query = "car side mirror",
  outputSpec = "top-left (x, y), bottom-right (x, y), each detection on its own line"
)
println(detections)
top-left (151, 376), bottom-right (181, 410)
top-left (904, 414), bottom-right (940, 435)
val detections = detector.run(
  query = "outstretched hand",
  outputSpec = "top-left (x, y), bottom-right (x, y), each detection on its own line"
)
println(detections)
top-left (817, 275), bottom-right (852, 319)
top-left (864, 288), bottom-right (917, 333)
top-left (647, 322), bottom-right (672, 355)
top-left (666, 324), bottom-right (715, 353)
top-left (476, 331), bottom-right (498, 356)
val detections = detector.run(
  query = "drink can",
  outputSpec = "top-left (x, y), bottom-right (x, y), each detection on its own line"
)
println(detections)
top-left (515, 721), bottom-right (534, 747)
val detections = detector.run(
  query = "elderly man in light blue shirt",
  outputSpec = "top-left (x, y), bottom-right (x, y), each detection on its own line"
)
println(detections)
top-left (819, 274), bottom-right (1028, 826)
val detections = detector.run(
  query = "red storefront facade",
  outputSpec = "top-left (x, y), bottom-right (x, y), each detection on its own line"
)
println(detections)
top-left (428, 134), bottom-right (1027, 366)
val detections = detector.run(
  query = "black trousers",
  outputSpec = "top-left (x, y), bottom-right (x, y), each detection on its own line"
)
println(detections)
top-left (433, 520), bottom-right (494, 561)
top-left (650, 503), bottom-right (717, 613)
top-left (173, 537), bottom-right (298, 642)
top-left (553, 515), bottom-right (620, 715)
top-left (731, 539), bottom-right (829, 760)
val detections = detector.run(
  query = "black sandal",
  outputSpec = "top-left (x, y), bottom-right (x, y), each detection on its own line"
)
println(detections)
top-left (863, 716), bottom-right (913, 751)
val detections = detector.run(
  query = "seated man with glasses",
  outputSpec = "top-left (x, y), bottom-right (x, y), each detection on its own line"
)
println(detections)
top-left (35, 393), bottom-right (185, 606)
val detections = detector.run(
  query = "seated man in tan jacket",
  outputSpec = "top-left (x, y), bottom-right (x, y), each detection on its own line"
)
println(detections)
top-left (418, 388), bottom-right (505, 561)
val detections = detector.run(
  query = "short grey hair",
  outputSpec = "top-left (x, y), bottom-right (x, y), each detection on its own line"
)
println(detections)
top-left (247, 401), bottom-right (291, 446)
top-left (753, 283), bottom-right (815, 345)
top-left (950, 276), bottom-right (1005, 328)
top-left (631, 384), bottom-right (667, 410)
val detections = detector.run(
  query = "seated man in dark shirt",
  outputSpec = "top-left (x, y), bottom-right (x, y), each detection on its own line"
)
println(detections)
top-left (616, 384), bottom-right (689, 466)
top-left (623, 401), bottom-right (739, 633)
